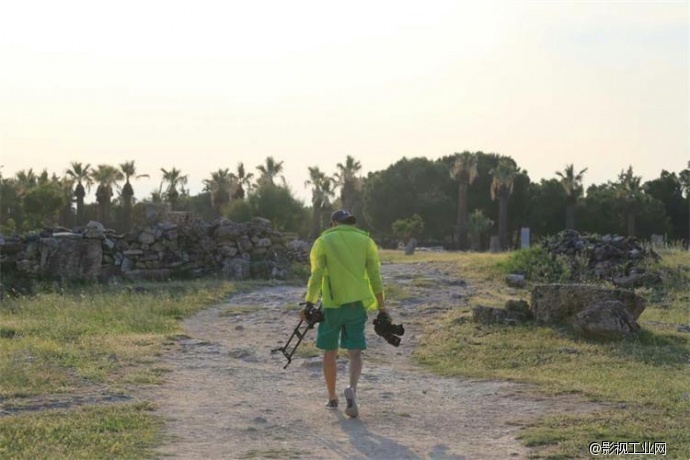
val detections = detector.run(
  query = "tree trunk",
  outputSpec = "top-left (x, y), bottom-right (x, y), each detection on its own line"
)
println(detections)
top-left (498, 195), bottom-right (509, 251)
top-left (565, 203), bottom-right (576, 230)
top-left (626, 210), bottom-right (636, 237)
top-left (456, 182), bottom-right (469, 250)
top-left (96, 185), bottom-right (111, 227)
top-left (122, 182), bottom-right (133, 232)
top-left (123, 198), bottom-right (132, 231)
top-left (168, 188), bottom-right (178, 211)
top-left (75, 183), bottom-right (85, 226)
top-left (310, 204), bottom-right (321, 240)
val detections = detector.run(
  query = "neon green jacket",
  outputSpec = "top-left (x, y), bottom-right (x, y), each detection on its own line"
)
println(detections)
top-left (305, 225), bottom-right (383, 310)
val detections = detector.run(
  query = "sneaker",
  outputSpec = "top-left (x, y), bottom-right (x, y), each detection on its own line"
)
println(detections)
top-left (344, 386), bottom-right (358, 418)
top-left (324, 399), bottom-right (338, 409)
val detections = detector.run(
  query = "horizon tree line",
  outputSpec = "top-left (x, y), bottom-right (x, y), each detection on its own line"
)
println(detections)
top-left (1, 155), bottom-right (689, 251)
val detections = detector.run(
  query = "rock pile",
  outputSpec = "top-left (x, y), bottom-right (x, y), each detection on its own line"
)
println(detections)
top-left (0, 218), bottom-right (312, 287)
top-left (541, 230), bottom-right (661, 285)
top-left (473, 283), bottom-right (646, 339)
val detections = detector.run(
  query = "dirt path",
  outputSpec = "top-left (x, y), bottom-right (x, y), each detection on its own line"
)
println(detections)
top-left (152, 262), bottom-right (592, 459)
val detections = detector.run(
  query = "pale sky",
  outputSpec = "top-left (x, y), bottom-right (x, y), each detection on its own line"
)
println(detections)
top-left (1, 0), bottom-right (688, 203)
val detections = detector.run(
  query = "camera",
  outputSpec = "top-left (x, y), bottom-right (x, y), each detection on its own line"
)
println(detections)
top-left (301, 302), bottom-right (324, 326)
top-left (373, 312), bottom-right (405, 347)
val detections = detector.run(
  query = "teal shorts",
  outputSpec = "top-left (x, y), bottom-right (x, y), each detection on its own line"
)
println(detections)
top-left (316, 301), bottom-right (368, 350)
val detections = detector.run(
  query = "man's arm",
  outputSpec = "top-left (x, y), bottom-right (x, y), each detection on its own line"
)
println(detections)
top-left (375, 292), bottom-right (386, 313)
top-left (305, 238), bottom-right (325, 304)
top-left (366, 238), bottom-right (386, 312)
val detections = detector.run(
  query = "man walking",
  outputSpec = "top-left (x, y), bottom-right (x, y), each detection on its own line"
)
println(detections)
top-left (303, 209), bottom-right (386, 418)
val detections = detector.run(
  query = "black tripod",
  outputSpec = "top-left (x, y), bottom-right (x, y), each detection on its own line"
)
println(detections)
top-left (272, 301), bottom-right (323, 369)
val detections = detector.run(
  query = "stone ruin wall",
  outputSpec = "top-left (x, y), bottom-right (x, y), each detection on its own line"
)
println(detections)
top-left (0, 218), bottom-right (312, 287)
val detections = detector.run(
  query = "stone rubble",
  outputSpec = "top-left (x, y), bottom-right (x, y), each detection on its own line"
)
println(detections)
top-left (0, 218), bottom-right (312, 287)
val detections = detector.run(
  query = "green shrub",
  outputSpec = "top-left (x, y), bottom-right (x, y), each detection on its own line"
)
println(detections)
top-left (500, 247), bottom-right (566, 282)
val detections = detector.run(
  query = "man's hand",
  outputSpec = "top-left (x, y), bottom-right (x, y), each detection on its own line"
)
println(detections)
top-left (299, 302), bottom-right (315, 321)
top-left (376, 310), bottom-right (392, 323)
top-left (300, 302), bottom-right (323, 325)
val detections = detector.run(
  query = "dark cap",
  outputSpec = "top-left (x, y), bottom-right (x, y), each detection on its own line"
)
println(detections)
top-left (330, 209), bottom-right (356, 224)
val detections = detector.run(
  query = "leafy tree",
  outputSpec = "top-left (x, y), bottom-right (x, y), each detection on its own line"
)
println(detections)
top-left (491, 158), bottom-right (517, 250)
top-left (247, 184), bottom-right (308, 235)
top-left (439, 152), bottom-right (531, 249)
top-left (23, 182), bottom-right (65, 228)
top-left (305, 166), bottom-right (328, 239)
top-left (362, 157), bottom-right (455, 244)
top-left (334, 155), bottom-right (362, 213)
top-left (256, 157), bottom-right (284, 187)
top-left (203, 168), bottom-right (233, 217)
top-left (467, 209), bottom-right (493, 251)
top-left (319, 176), bottom-right (337, 230)
top-left (615, 166), bottom-right (645, 237)
top-left (579, 181), bottom-right (669, 238)
top-left (450, 151), bottom-right (478, 250)
top-left (0, 176), bottom-right (22, 233)
top-left (15, 169), bottom-right (38, 196)
top-left (119, 161), bottom-right (148, 231)
top-left (225, 198), bottom-right (254, 223)
top-left (91, 164), bottom-right (123, 226)
top-left (679, 161), bottom-right (690, 247)
top-left (392, 214), bottom-right (424, 245)
top-left (526, 179), bottom-right (568, 239)
top-left (65, 162), bottom-right (93, 225)
top-left (160, 167), bottom-right (188, 210)
top-left (231, 162), bottom-right (254, 200)
top-left (644, 170), bottom-right (687, 242)
top-left (556, 164), bottom-right (587, 230)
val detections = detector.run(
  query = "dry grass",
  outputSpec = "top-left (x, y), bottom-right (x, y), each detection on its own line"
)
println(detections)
top-left (382, 248), bottom-right (690, 459)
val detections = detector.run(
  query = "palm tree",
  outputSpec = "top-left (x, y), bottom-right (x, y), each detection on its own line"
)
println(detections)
top-left (319, 176), bottom-right (337, 230)
top-left (203, 168), bottom-right (233, 217)
top-left (467, 209), bottom-right (494, 252)
top-left (15, 169), bottom-right (38, 197)
top-left (231, 162), bottom-right (254, 200)
top-left (160, 167), bottom-right (188, 210)
top-left (58, 176), bottom-right (75, 227)
top-left (450, 151), bottom-right (478, 250)
top-left (615, 166), bottom-right (644, 237)
top-left (91, 164), bottom-right (123, 226)
top-left (65, 162), bottom-right (93, 226)
top-left (334, 155), bottom-right (362, 212)
top-left (256, 157), bottom-right (284, 187)
top-left (119, 161), bottom-right (149, 230)
top-left (680, 161), bottom-right (690, 249)
top-left (305, 166), bottom-right (328, 239)
top-left (490, 159), bottom-right (516, 251)
top-left (556, 164), bottom-right (588, 230)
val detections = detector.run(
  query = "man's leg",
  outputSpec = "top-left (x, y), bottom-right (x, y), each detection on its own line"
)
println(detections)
top-left (323, 349), bottom-right (338, 402)
top-left (348, 349), bottom-right (363, 391)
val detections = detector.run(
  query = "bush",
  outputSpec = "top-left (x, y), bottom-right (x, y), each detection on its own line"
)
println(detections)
top-left (500, 247), bottom-right (567, 283)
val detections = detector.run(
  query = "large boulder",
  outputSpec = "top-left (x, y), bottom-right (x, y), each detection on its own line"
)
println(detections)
top-left (472, 302), bottom-right (533, 325)
top-left (39, 237), bottom-right (102, 281)
top-left (572, 300), bottom-right (641, 338)
top-left (530, 284), bottom-right (645, 324)
top-left (222, 258), bottom-right (251, 280)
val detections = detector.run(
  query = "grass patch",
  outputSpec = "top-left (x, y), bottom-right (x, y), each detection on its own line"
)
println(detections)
top-left (0, 402), bottom-right (161, 459)
top-left (0, 279), bottom-right (236, 457)
top-left (519, 408), bottom-right (689, 459)
top-left (384, 284), bottom-right (412, 301)
top-left (404, 248), bottom-right (690, 458)
top-left (0, 280), bottom-right (236, 397)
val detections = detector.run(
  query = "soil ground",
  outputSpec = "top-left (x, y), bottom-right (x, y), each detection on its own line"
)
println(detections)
top-left (151, 262), bottom-right (596, 459)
